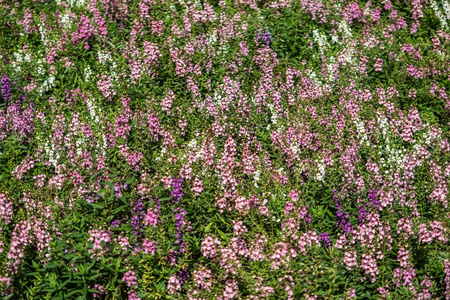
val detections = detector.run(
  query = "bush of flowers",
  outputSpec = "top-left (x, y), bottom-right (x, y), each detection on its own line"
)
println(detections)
top-left (0, 0), bottom-right (450, 298)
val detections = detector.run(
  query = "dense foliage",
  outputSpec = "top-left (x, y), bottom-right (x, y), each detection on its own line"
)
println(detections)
top-left (0, 0), bottom-right (450, 298)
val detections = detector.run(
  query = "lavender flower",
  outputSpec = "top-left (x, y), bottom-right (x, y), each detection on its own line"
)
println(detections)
top-left (256, 30), bottom-right (272, 45)
top-left (1, 76), bottom-right (11, 103)
top-left (171, 178), bottom-right (187, 253)
top-left (177, 267), bottom-right (190, 285)
top-left (171, 177), bottom-right (183, 202)
top-left (334, 190), bottom-right (353, 234)
top-left (319, 232), bottom-right (331, 249)
top-left (114, 183), bottom-right (123, 198)
top-left (174, 208), bottom-right (187, 252)
top-left (305, 205), bottom-right (312, 224)
top-left (111, 220), bottom-right (121, 228)
top-left (166, 250), bottom-right (177, 266)
top-left (131, 198), bottom-right (144, 251)
top-left (113, 182), bottom-right (128, 198)
top-left (358, 206), bottom-right (369, 225)
top-left (368, 189), bottom-right (380, 210)
top-left (155, 197), bottom-right (161, 211)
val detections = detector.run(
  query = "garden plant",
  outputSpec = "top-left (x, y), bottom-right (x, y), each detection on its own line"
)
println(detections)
top-left (0, 0), bottom-right (450, 298)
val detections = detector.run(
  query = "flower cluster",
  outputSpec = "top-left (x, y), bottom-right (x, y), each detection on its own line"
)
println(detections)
top-left (256, 30), bottom-right (272, 45)
top-left (171, 177), bottom-right (183, 202)
top-left (1, 0), bottom-right (450, 298)
top-left (334, 191), bottom-right (354, 234)
top-left (1, 76), bottom-right (11, 103)
top-left (130, 198), bottom-right (145, 252)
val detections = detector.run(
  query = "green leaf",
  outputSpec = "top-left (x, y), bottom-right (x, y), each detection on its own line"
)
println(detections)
top-left (44, 262), bottom-right (60, 269)
top-left (204, 222), bottom-right (213, 233)
top-left (112, 206), bottom-right (126, 214)
top-left (217, 229), bottom-right (230, 242)
top-left (89, 273), bottom-right (105, 280)
top-left (89, 203), bottom-right (104, 210)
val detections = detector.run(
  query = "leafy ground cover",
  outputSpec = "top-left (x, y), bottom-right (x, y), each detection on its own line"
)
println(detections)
top-left (0, 0), bottom-right (450, 298)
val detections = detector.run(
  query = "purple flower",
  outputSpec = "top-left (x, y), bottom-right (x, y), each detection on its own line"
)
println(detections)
top-left (155, 197), bottom-right (161, 211)
top-left (171, 177), bottom-right (183, 202)
top-left (177, 267), bottom-right (190, 285)
top-left (305, 206), bottom-right (312, 224)
top-left (262, 31), bottom-right (272, 44)
top-left (368, 189), bottom-right (380, 210)
top-left (170, 178), bottom-right (187, 253)
top-left (111, 220), bottom-right (121, 228)
top-left (319, 232), bottom-right (331, 249)
top-left (166, 250), bottom-right (177, 266)
top-left (358, 206), bottom-right (369, 224)
top-left (174, 208), bottom-right (187, 252)
top-left (1, 76), bottom-right (11, 103)
top-left (131, 198), bottom-right (145, 251)
top-left (114, 183), bottom-right (127, 198)
top-left (256, 30), bottom-right (272, 45)
top-left (334, 190), bottom-right (354, 234)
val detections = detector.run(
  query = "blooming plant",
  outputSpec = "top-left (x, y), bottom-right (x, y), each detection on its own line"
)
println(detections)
top-left (0, 0), bottom-right (450, 299)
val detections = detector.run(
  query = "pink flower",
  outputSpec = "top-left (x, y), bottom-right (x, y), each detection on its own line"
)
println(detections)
top-left (122, 270), bottom-right (138, 288)
top-left (360, 253), bottom-right (379, 283)
top-left (193, 267), bottom-right (213, 290)
top-left (167, 275), bottom-right (181, 294)
top-left (201, 236), bottom-right (221, 258)
top-left (161, 90), bottom-right (174, 113)
top-left (374, 58), bottom-right (383, 71)
top-left (192, 177), bottom-right (203, 197)
top-left (0, 193), bottom-right (13, 224)
top-left (144, 209), bottom-right (159, 227)
top-left (344, 250), bottom-right (358, 270)
top-left (142, 239), bottom-right (157, 255)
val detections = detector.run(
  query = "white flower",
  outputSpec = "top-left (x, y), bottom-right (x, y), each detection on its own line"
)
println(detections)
top-left (61, 13), bottom-right (71, 29)
top-left (354, 117), bottom-right (369, 146)
top-left (68, 0), bottom-right (86, 7)
top-left (431, 0), bottom-right (449, 29)
top-left (443, 0), bottom-right (450, 20)
top-left (86, 98), bottom-right (100, 123)
top-left (312, 29), bottom-right (329, 53)
top-left (84, 66), bottom-right (92, 81)
top-left (36, 59), bottom-right (45, 76)
top-left (314, 159), bottom-right (326, 182)
top-left (290, 142), bottom-right (300, 156)
top-left (38, 23), bottom-right (47, 44)
top-left (24, 53), bottom-right (32, 63)
top-left (326, 56), bottom-right (336, 82)
top-left (98, 51), bottom-right (112, 64)
top-left (339, 20), bottom-right (352, 38)
top-left (267, 104), bottom-right (278, 125)
top-left (188, 138), bottom-right (197, 149)
top-left (254, 170), bottom-right (261, 187)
